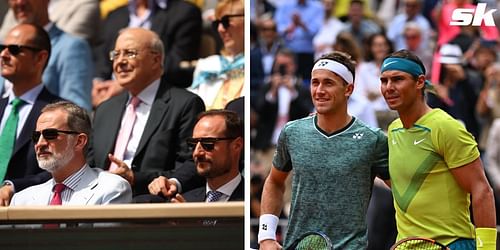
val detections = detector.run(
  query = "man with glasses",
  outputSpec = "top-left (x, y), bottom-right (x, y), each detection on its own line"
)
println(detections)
top-left (10, 101), bottom-right (132, 206)
top-left (92, 0), bottom-right (202, 108)
top-left (0, 0), bottom-right (94, 111)
top-left (139, 110), bottom-right (243, 203)
top-left (89, 27), bottom-right (204, 197)
top-left (0, 24), bottom-right (62, 206)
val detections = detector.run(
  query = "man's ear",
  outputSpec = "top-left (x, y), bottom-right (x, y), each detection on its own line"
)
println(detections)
top-left (232, 137), bottom-right (243, 152)
top-left (75, 133), bottom-right (88, 151)
top-left (416, 75), bottom-right (426, 90)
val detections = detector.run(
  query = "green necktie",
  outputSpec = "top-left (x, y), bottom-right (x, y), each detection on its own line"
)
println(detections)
top-left (0, 98), bottom-right (25, 182)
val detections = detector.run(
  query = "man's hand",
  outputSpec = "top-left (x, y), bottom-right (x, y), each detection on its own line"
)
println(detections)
top-left (259, 239), bottom-right (282, 250)
top-left (107, 154), bottom-right (135, 185)
top-left (170, 193), bottom-right (186, 203)
top-left (92, 79), bottom-right (124, 108)
top-left (148, 176), bottom-right (177, 198)
top-left (0, 184), bottom-right (14, 206)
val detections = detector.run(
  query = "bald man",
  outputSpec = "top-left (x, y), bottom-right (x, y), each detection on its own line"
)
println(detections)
top-left (88, 28), bottom-right (205, 196)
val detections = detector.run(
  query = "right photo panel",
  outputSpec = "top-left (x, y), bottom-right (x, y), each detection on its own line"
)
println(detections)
top-left (250, 0), bottom-right (500, 249)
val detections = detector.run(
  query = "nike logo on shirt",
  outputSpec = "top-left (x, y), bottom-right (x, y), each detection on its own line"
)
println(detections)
top-left (413, 139), bottom-right (425, 145)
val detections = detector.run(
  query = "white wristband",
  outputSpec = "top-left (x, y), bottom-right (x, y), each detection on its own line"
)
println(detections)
top-left (258, 214), bottom-right (279, 243)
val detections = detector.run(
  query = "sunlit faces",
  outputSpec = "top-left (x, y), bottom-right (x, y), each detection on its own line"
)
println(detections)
top-left (9, 0), bottom-right (47, 24)
top-left (310, 69), bottom-right (353, 115)
top-left (216, 2), bottom-right (244, 56)
top-left (371, 35), bottom-right (391, 61)
top-left (112, 29), bottom-right (161, 94)
top-left (192, 115), bottom-right (235, 179)
top-left (380, 70), bottom-right (423, 111)
top-left (34, 109), bottom-right (77, 173)
top-left (0, 25), bottom-right (43, 82)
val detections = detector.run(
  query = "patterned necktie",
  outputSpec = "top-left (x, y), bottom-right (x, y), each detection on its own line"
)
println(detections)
top-left (110, 96), bottom-right (141, 171)
top-left (206, 190), bottom-right (224, 202)
top-left (0, 98), bottom-right (25, 182)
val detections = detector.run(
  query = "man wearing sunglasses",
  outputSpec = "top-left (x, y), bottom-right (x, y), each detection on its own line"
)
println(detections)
top-left (10, 101), bottom-right (132, 206)
top-left (0, 24), bottom-right (62, 206)
top-left (89, 28), bottom-right (204, 197)
top-left (0, 0), bottom-right (93, 111)
top-left (134, 109), bottom-right (243, 203)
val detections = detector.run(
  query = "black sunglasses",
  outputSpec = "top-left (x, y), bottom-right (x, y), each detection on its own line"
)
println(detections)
top-left (212, 14), bottom-right (244, 31)
top-left (0, 44), bottom-right (42, 56)
top-left (186, 137), bottom-right (236, 151)
top-left (32, 128), bottom-right (81, 143)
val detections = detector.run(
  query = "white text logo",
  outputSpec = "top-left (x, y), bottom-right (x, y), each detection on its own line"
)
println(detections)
top-left (450, 3), bottom-right (497, 26)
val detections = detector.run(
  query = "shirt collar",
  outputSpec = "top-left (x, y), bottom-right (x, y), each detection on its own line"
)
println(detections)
top-left (7, 83), bottom-right (43, 106)
top-left (129, 78), bottom-right (161, 106)
top-left (52, 164), bottom-right (89, 191)
top-left (206, 174), bottom-right (242, 197)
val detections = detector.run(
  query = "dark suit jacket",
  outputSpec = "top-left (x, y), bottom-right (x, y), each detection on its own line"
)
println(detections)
top-left (88, 80), bottom-right (205, 195)
top-left (94, 0), bottom-right (202, 88)
top-left (181, 177), bottom-right (244, 202)
top-left (0, 87), bottom-right (61, 191)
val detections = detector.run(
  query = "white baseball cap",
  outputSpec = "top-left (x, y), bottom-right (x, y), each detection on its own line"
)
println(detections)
top-left (439, 44), bottom-right (463, 64)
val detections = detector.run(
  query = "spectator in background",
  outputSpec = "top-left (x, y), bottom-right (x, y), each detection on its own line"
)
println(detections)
top-left (89, 28), bottom-right (205, 196)
top-left (250, 16), bottom-right (284, 106)
top-left (333, 31), bottom-right (362, 64)
top-left (481, 63), bottom-right (500, 223)
top-left (402, 22), bottom-right (432, 77)
top-left (11, 101), bottom-right (132, 206)
top-left (340, 0), bottom-right (382, 54)
top-left (477, 63), bottom-right (500, 151)
top-left (386, 0), bottom-right (432, 51)
top-left (274, 0), bottom-right (323, 84)
top-left (253, 48), bottom-right (313, 152)
top-left (0, 24), bottom-right (62, 206)
top-left (312, 0), bottom-right (345, 59)
top-left (427, 44), bottom-right (482, 140)
top-left (167, 110), bottom-right (243, 203)
top-left (189, 0), bottom-right (244, 110)
top-left (0, 0), bottom-right (94, 111)
top-left (93, 0), bottom-right (202, 108)
top-left (0, 0), bottom-right (101, 47)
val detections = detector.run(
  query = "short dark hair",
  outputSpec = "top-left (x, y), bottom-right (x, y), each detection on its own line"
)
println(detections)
top-left (30, 24), bottom-right (51, 69)
top-left (384, 49), bottom-right (426, 76)
top-left (41, 101), bottom-right (91, 154)
top-left (197, 109), bottom-right (242, 139)
top-left (315, 51), bottom-right (357, 84)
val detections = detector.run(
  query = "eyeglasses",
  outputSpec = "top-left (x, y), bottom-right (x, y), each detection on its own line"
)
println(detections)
top-left (186, 137), bottom-right (236, 151)
top-left (0, 44), bottom-right (42, 56)
top-left (109, 49), bottom-right (159, 61)
top-left (32, 128), bottom-right (80, 143)
top-left (212, 14), bottom-right (244, 31)
top-left (109, 49), bottom-right (140, 61)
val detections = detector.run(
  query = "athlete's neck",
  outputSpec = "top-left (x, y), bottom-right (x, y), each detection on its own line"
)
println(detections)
top-left (398, 102), bottom-right (432, 129)
top-left (316, 113), bottom-right (352, 134)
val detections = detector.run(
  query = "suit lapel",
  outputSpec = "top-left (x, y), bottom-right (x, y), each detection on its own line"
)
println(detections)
top-left (13, 88), bottom-right (52, 154)
top-left (229, 178), bottom-right (244, 201)
top-left (31, 181), bottom-right (53, 205)
top-left (102, 92), bottom-right (129, 164)
top-left (0, 96), bottom-right (7, 120)
top-left (135, 82), bottom-right (170, 156)
top-left (68, 167), bottom-right (98, 205)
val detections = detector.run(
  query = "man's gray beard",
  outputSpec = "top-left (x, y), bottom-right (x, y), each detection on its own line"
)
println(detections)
top-left (37, 140), bottom-right (75, 173)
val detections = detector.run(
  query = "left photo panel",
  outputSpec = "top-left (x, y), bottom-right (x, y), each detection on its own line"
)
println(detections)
top-left (0, 0), bottom-right (245, 249)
